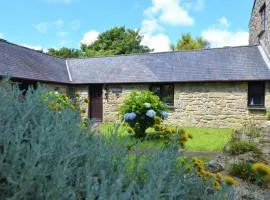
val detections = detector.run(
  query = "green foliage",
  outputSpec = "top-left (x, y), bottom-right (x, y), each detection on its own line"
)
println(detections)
top-left (267, 111), bottom-right (270, 120)
top-left (0, 80), bottom-right (234, 199)
top-left (43, 91), bottom-right (88, 115)
top-left (146, 123), bottom-right (192, 148)
top-left (171, 33), bottom-right (210, 51)
top-left (226, 122), bottom-right (262, 156)
top-left (47, 27), bottom-right (152, 58)
top-left (229, 162), bottom-right (258, 182)
top-left (227, 140), bottom-right (262, 156)
top-left (119, 90), bottom-right (168, 138)
top-left (47, 47), bottom-right (82, 58)
top-left (81, 26), bottom-right (152, 57)
top-left (229, 162), bottom-right (270, 187)
top-left (43, 91), bottom-right (76, 111)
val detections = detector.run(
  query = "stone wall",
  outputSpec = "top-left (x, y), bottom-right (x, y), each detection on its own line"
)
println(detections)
top-left (103, 82), bottom-right (270, 128)
top-left (249, 0), bottom-right (270, 54)
top-left (103, 84), bottom-right (149, 122)
top-left (72, 85), bottom-right (89, 119)
top-left (44, 83), bottom-right (68, 94)
top-left (169, 82), bottom-right (269, 128)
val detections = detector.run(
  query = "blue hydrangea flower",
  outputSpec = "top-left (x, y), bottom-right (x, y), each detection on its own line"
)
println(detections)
top-left (161, 111), bottom-right (169, 119)
top-left (124, 112), bottom-right (137, 121)
top-left (144, 102), bottom-right (151, 108)
top-left (146, 109), bottom-right (156, 118)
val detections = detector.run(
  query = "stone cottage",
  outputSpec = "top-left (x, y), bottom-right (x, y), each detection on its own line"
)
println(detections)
top-left (0, 0), bottom-right (270, 129)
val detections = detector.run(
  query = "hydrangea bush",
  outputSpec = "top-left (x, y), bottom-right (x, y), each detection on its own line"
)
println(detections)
top-left (119, 91), bottom-right (169, 138)
top-left (0, 80), bottom-right (234, 199)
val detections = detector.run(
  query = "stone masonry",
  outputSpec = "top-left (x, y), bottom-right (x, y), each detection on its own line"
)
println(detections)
top-left (102, 82), bottom-right (270, 128)
top-left (249, 0), bottom-right (270, 54)
top-left (103, 84), bottom-right (149, 122)
top-left (250, 0), bottom-right (270, 163)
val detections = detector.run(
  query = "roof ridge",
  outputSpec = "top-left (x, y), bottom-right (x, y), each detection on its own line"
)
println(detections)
top-left (67, 45), bottom-right (259, 61)
top-left (0, 39), bottom-right (65, 60)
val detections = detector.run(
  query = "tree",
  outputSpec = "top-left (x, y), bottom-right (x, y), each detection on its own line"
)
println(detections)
top-left (47, 47), bottom-right (82, 58)
top-left (171, 33), bottom-right (210, 51)
top-left (80, 26), bottom-right (152, 57)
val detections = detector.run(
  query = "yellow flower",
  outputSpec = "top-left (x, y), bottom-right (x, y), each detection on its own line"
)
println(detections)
top-left (222, 176), bottom-right (238, 186)
top-left (75, 92), bottom-right (80, 97)
top-left (81, 108), bottom-right (86, 114)
top-left (84, 98), bottom-right (89, 103)
top-left (214, 181), bottom-right (221, 190)
top-left (252, 162), bottom-right (270, 176)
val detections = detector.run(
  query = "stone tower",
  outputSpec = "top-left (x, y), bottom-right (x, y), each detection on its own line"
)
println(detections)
top-left (250, 0), bottom-right (270, 55)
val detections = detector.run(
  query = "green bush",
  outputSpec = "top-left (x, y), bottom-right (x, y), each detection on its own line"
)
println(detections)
top-left (145, 122), bottom-right (192, 148)
top-left (227, 140), bottom-right (262, 156)
top-left (43, 90), bottom-right (89, 115)
top-left (0, 80), bottom-right (234, 199)
top-left (229, 162), bottom-right (258, 182)
top-left (119, 91), bottom-right (168, 138)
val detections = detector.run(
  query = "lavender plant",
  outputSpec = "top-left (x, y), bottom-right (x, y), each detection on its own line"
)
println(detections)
top-left (0, 80), bottom-right (234, 200)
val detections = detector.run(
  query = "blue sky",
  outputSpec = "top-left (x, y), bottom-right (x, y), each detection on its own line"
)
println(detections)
top-left (0, 0), bottom-right (254, 52)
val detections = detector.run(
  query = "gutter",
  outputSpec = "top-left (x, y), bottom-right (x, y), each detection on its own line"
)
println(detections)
top-left (65, 60), bottom-right (73, 82)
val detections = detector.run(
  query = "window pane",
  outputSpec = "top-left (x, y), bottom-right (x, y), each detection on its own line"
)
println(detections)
top-left (151, 85), bottom-right (161, 99)
top-left (248, 82), bottom-right (265, 107)
top-left (163, 84), bottom-right (174, 106)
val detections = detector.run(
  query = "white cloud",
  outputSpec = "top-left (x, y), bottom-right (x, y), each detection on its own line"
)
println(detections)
top-left (35, 22), bottom-right (50, 33)
top-left (71, 20), bottom-right (80, 31)
top-left (194, 0), bottom-right (204, 11)
top-left (201, 17), bottom-right (249, 48)
top-left (145, 0), bottom-right (194, 26)
top-left (56, 31), bottom-right (69, 46)
top-left (54, 19), bottom-right (64, 29)
top-left (141, 33), bottom-right (170, 52)
top-left (0, 33), bottom-right (4, 39)
top-left (46, 0), bottom-right (77, 3)
top-left (21, 43), bottom-right (48, 52)
top-left (141, 19), bottom-right (163, 34)
top-left (81, 30), bottom-right (99, 45)
top-left (218, 17), bottom-right (230, 29)
top-left (35, 19), bottom-right (65, 33)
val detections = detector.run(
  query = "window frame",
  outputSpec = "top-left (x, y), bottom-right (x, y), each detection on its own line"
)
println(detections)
top-left (260, 3), bottom-right (266, 31)
top-left (149, 83), bottom-right (174, 107)
top-left (248, 82), bottom-right (265, 108)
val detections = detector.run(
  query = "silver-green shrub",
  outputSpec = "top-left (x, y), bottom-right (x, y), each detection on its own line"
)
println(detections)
top-left (0, 80), bottom-right (234, 200)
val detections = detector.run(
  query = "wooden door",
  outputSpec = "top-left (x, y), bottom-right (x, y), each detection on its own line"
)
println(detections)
top-left (89, 85), bottom-right (103, 122)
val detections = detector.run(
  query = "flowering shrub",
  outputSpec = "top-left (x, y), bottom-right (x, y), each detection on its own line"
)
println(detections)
top-left (252, 162), bottom-right (270, 187)
top-left (119, 91), bottom-right (168, 138)
top-left (43, 91), bottom-right (89, 115)
top-left (145, 118), bottom-right (192, 147)
top-left (179, 157), bottom-right (238, 191)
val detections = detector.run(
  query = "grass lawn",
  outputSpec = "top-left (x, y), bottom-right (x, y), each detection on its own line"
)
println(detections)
top-left (184, 127), bottom-right (232, 152)
top-left (100, 123), bottom-right (232, 153)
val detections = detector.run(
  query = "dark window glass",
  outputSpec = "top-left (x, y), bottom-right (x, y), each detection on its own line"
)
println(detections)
top-left (260, 4), bottom-right (266, 30)
top-left (18, 82), bottom-right (37, 95)
top-left (248, 82), bottom-right (265, 107)
top-left (150, 84), bottom-right (174, 106)
top-left (68, 87), bottom-right (76, 99)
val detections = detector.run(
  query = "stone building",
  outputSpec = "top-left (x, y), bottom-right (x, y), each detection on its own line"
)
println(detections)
top-left (0, 0), bottom-right (270, 129)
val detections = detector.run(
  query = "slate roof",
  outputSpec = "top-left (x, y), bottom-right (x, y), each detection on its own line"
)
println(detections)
top-left (67, 45), bottom-right (270, 84)
top-left (0, 39), bottom-right (70, 83)
top-left (1, 39), bottom-right (270, 84)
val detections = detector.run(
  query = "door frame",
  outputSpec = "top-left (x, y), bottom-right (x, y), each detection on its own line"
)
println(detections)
top-left (89, 84), bottom-right (103, 122)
